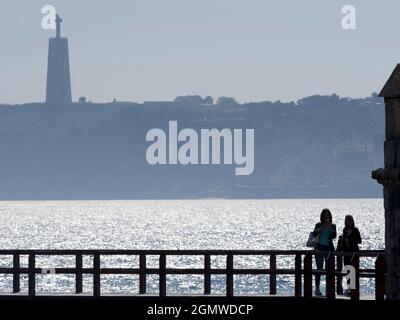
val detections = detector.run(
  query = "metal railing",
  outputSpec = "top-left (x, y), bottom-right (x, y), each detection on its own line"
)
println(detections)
top-left (0, 250), bottom-right (385, 300)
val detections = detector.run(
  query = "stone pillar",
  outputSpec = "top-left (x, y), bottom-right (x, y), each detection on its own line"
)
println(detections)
top-left (372, 64), bottom-right (400, 299)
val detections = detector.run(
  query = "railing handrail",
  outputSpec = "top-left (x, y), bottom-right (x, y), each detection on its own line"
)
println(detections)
top-left (0, 249), bottom-right (385, 255)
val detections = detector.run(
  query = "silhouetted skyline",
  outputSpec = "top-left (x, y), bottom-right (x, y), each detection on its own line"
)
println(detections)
top-left (0, 0), bottom-right (399, 104)
top-left (0, 93), bottom-right (384, 200)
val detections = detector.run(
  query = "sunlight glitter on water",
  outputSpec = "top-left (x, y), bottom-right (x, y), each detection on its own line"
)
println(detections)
top-left (0, 199), bottom-right (384, 295)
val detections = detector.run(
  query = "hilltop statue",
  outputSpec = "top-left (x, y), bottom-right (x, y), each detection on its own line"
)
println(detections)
top-left (55, 14), bottom-right (62, 38)
top-left (45, 14), bottom-right (72, 104)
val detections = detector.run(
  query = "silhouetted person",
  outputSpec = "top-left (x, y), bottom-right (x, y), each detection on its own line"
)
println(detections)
top-left (312, 208), bottom-right (337, 296)
top-left (340, 215), bottom-right (362, 262)
top-left (337, 215), bottom-right (362, 295)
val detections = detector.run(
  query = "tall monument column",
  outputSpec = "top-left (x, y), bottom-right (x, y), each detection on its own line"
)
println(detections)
top-left (45, 14), bottom-right (72, 104)
top-left (372, 64), bottom-right (400, 299)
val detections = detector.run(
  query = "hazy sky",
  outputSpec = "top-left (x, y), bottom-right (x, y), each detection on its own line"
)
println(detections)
top-left (0, 0), bottom-right (399, 104)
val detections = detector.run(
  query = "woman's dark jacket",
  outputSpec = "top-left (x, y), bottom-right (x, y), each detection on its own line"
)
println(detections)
top-left (312, 222), bottom-right (337, 251)
top-left (341, 227), bottom-right (362, 251)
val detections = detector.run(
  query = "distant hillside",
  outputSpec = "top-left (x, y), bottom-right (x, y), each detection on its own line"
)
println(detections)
top-left (0, 93), bottom-right (384, 200)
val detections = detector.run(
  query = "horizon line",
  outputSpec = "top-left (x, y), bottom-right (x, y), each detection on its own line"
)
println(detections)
top-left (0, 91), bottom-right (381, 106)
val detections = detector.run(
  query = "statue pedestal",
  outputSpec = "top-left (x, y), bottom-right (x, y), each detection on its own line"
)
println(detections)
top-left (45, 37), bottom-right (72, 104)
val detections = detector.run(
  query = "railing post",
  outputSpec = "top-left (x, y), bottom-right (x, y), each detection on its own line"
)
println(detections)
top-left (226, 254), bottom-right (234, 297)
top-left (93, 253), bottom-right (101, 297)
top-left (295, 254), bottom-right (302, 297)
top-left (270, 254), bottom-right (276, 295)
top-left (350, 254), bottom-right (360, 301)
top-left (303, 252), bottom-right (312, 298)
top-left (139, 254), bottom-right (147, 294)
top-left (28, 253), bottom-right (35, 297)
top-left (336, 254), bottom-right (343, 295)
top-left (375, 254), bottom-right (385, 301)
top-left (159, 254), bottom-right (166, 297)
top-left (204, 254), bottom-right (211, 295)
top-left (75, 254), bottom-right (83, 294)
top-left (326, 253), bottom-right (336, 300)
top-left (13, 253), bottom-right (20, 293)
